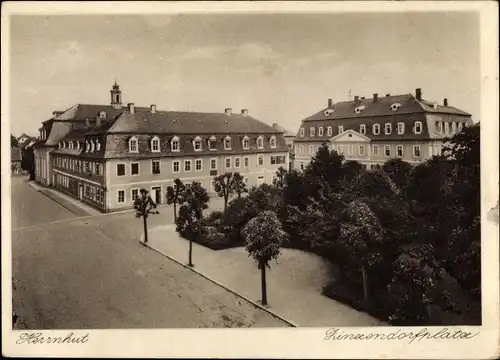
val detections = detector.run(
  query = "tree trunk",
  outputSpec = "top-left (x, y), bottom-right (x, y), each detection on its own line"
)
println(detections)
top-left (173, 202), bottom-right (177, 223)
top-left (143, 216), bottom-right (148, 243)
top-left (361, 263), bottom-right (369, 304)
top-left (188, 237), bottom-right (193, 267)
top-left (260, 262), bottom-right (267, 306)
top-left (224, 193), bottom-right (228, 214)
top-left (237, 191), bottom-right (241, 199)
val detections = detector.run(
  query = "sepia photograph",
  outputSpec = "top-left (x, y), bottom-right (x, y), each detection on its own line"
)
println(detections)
top-left (2, 1), bottom-right (498, 358)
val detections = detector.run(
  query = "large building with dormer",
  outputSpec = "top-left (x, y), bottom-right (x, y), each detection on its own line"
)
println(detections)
top-left (34, 82), bottom-right (289, 212)
top-left (293, 88), bottom-right (473, 170)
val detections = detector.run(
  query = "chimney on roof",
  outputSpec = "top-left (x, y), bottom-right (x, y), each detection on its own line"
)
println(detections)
top-left (225, 108), bottom-right (232, 116)
top-left (241, 109), bottom-right (248, 116)
top-left (128, 103), bottom-right (135, 114)
top-left (328, 98), bottom-right (333, 109)
top-left (354, 95), bottom-right (360, 105)
top-left (85, 118), bottom-right (90, 127)
top-left (373, 93), bottom-right (379, 103)
top-left (386, 93), bottom-right (391, 97)
top-left (96, 114), bottom-right (101, 127)
top-left (415, 88), bottom-right (422, 100)
top-left (150, 104), bottom-right (156, 114)
top-left (443, 98), bottom-right (448, 107)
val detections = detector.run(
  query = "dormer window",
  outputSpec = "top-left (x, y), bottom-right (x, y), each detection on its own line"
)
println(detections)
top-left (458, 122), bottom-right (463, 132)
top-left (338, 125), bottom-right (344, 134)
top-left (414, 121), bottom-right (423, 134)
top-left (193, 136), bottom-right (202, 151)
top-left (451, 122), bottom-right (457, 133)
top-left (85, 141), bottom-right (90, 152)
top-left (359, 124), bottom-right (366, 135)
top-left (327, 126), bottom-right (332, 136)
top-left (96, 140), bottom-right (101, 151)
top-left (129, 136), bottom-right (139, 153)
top-left (384, 123), bottom-right (392, 135)
top-left (444, 122), bottom-right (449, 134)
top-left (257, 136), bottom-right (264, 149)
top-left (171, 136), bottom-right (180, 152)
top-left (270, 135), bottom-right (277, 148)
top-left (242, 136), bottom-right (250, 150)
top-left (354, 105), bottom-right (366, 114)
top-left (224, 136), bottom-right (232, 150)
top-left (324, 109), bottom-right (335, 116)
top-left (318, 127), bottom-right (324, 136)
top-left (151, 136), bottom-right (160, 152)
top-left (373, 124), bottom-right (380, 135)
top-left (299, 128), bottom-right (305, 137)
top-left (208, 136), bottom-right (217, 150)
top-left (397, 122), bottom-right (405, 135)
top-left (99, 111), bottom-right (106, 119)
top-left (77, 142), bottom-right (81, 150)
top-left (437, 122), bottom-right (443, 133)
top-left (90, 140), bottom-right (95, 153)
top-left (391, 103), bottom-right (402, 111)
top-left (310, 127), bottom-right (315, 137)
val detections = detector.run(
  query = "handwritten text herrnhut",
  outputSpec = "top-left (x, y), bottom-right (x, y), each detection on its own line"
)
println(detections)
top-left (16, 332), bottom-right (90, 345)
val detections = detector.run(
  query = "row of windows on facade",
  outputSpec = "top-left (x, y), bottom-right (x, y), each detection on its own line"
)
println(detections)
top-left (114, 155), bottom-right (287, 176)
top-left (54, 173), bottom-right (104, 205)
top-left (125, 135), bottom-right (279, 154)
top-left (54, 157), bottom-right (102, 175)
top-left (117, 176), bottom-right (264, 204)
top-left (299, 121), bottom-right (464, 137)
top-left (296, 143), bottom-right (426, 158)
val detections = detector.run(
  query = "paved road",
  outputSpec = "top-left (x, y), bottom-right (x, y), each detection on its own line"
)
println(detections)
top-left (11, 177), bottom-right (287, 328)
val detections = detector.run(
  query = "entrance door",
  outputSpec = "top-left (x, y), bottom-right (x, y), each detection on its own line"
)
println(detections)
top-left (152, 187), bottom-right (161, 204)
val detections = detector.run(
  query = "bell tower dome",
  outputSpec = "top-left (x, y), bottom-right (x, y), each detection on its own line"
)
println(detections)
top-left (110, 79), bottom-right (122, 109)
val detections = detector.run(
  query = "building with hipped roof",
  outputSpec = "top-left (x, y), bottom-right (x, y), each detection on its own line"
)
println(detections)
top-left (35, 82), bottom-right (289, 212)
top-left (293, 88), bottom-right (473, 170)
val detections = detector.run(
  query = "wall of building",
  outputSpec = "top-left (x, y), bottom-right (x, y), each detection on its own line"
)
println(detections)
top-left (104, 151), bottom-right (289, 211)
top-left (293, 139), bottom-right (445, 170)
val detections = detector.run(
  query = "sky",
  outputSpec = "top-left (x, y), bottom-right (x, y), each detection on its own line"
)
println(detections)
top-left (9, 12), bottom-right (480, 137)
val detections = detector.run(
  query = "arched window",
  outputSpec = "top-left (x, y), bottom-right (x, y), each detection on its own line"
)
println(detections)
top-left (414, 121), bottom-right (423, 134)
top-left (96, 140), bottom-right (101, 151)
top-left (151, 136), bottom-right (160, 152)
top-left (224, 136), bottom-right (232, 150)
top-left (242, 136), bottom-right (250, 150)
top-left (171, 136), bottom-right (180, 152)
top-left (193, 136), bottom-right (202, 151)
top-left (99, 111), bottom-right (106, 119)
top-left (208, 136), bottom-right (217, 150)
top-left (85, 141), bottom-right (90, 152)
top-left (90, 140), bottom-right (95, 153)
top-left (257, 136), bottom-right (264, 149)
top-left (269, 135), bottom-right (277, 148)
top-left (129, 136), bottom-right (139, 153)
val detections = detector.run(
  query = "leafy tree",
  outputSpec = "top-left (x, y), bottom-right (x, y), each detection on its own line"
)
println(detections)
top-left (273, 167), bottom-right (288, 188)
top-left (304, 143), bottom-right (344, 194)
top-left (232, 172), bottom-right (247, 199)
top-left (11, 135), bottom-right (18, 148)
top-left (282, 169), bottom-right (310, 211)
top-left (339, 200), bottom-right (384, 303)
top-left (242, 211), bottom-right (287, 305)
top-left (341, 160), bottom-right (365, 182)
top-left (382, 158), bottom-right (413, 191)
top-left (176, 181), bottom-right (209, 266)
top-left (166, 178), bottom-right (187, 223)
top-left (134, 188), bottom-right (159, 244)
top-left (213, 172), bottom-right (240, 214)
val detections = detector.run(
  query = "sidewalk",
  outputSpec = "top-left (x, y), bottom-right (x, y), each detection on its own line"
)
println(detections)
top-left (27, 181), bottom-right (101, 217)
top-left (145, 225), bottom-right (386, 327)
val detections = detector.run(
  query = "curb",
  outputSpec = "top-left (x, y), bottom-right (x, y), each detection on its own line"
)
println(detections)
top-left (139, 234), bottom-right (299, 328)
